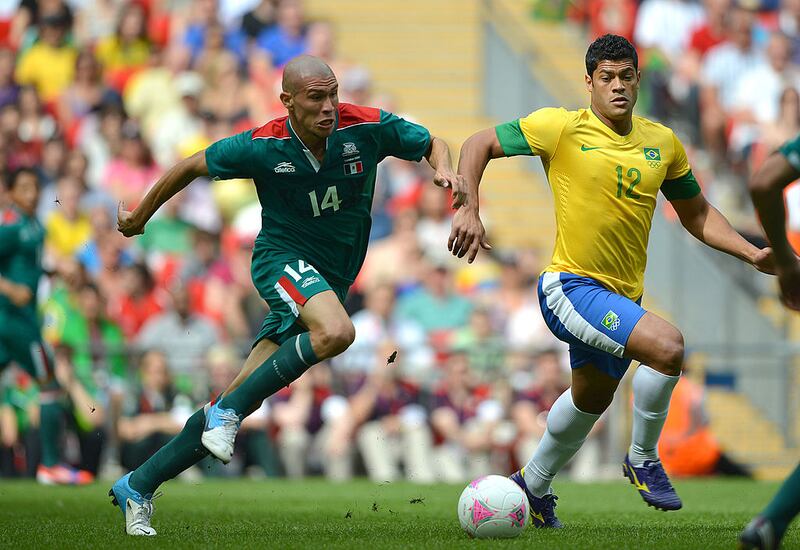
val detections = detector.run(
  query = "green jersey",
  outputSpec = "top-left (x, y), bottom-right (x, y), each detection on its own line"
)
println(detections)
top-left (205, 103), bottom-right (431, 287)
top-left (780, 133), bottom-right (800, 171)
top-left (0, 206), bottom-right (44, 319)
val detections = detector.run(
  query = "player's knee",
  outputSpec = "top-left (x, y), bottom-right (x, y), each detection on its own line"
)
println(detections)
top-left (314, 319), bottom-right (355, 357)
top-left (654, 331), bottom-right (684, 376)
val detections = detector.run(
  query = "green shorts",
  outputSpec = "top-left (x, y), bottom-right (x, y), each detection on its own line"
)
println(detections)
top-left (251, 252), bottom-right (349, 346)
top-left (0, 308), bottom-right (55, 382)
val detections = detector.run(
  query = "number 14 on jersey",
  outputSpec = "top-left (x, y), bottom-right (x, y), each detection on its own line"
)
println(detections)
top-left (309, 186), bottom-right (342, 217)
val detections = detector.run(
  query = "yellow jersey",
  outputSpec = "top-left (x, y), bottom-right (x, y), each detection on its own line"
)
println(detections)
top-left (495, 107), bottom-right (700, 300)
top-left (15, 43), bottom-right (77, 102)
top-left (45, 211), bottom-right (92, 259)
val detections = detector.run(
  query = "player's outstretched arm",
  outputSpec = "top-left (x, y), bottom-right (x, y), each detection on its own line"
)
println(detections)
top-left (117, 150), bottom-right (209, 238)
top-left (424, 136), bottom-right (465, 208)
top-left (448, 128), bottom-right (504, 263)
top-left (750, 152), bottom-right (800, 309)
top-left (670, 192), bottom-right (775, 274)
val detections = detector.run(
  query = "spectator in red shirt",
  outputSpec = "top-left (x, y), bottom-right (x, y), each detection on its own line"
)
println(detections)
top-left (690, 0), bottom-right (730, 56)
top-left (587, 0), bottom-right (638, 41)
top-left (112, 262), bottom-right (164, 340)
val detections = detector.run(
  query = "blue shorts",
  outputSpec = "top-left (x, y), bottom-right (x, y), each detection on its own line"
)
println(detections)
top-left (538, 272), bottom-right (647, 380)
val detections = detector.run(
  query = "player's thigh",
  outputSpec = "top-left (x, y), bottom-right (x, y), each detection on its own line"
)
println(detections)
top-left (538, 272), bottom-right (645, 372)
top-left (297, 289), bottom-right (351, 334)
top-left (624, 312), bottom-right (684, 374)
top-left (252, 254), bottom-right (348, 346)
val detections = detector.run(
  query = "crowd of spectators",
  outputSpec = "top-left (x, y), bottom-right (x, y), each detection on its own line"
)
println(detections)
top-left (0, 0), bottom-right (612, 484)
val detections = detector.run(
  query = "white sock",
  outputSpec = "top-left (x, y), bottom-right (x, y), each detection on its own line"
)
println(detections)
top-left (523, 389), bottom-right (601, 497)
top-left (628, 365), bottom-right (680, 467)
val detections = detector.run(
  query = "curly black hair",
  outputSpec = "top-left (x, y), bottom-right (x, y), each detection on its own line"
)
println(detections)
top-left (585, 34), bottom-right (638, 76)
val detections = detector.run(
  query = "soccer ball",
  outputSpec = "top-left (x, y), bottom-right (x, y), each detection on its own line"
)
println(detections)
top-left (457, 474), bottom-right (528, 539)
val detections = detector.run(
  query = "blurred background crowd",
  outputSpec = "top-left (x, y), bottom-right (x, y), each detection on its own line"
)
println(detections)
top-left (0, 0), bottom-right (752, 484)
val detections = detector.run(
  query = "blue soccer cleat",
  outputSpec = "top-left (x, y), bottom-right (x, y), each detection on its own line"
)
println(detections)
top-left (622, 454), bottom-right (682, 511)
top-left (201, 400), bottom-right (241, 464)
top-left (738, 517), bottom-right (780, 550)
top-left (109, 472), bottom-right (159, 536)
top-left (509, 468), bottom-right (563, 528)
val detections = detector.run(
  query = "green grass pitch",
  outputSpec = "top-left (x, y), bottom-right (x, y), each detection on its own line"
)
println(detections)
top-left (0, 478), bottom-right (796, 549)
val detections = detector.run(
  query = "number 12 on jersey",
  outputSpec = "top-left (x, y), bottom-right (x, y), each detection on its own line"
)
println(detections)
top-left (615, 166), bottom-right (641, 199)
top-left (309, 186), bottom-right (342, 217)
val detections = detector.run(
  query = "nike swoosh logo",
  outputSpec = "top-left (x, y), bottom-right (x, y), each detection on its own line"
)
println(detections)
top-left (531, 510), bottom-right (544, 523)
top-left (581, 145), bottom-right (601, 151)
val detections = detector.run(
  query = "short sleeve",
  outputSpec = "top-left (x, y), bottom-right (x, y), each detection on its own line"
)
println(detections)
top-left (665, 132), bottom-right (691, 180)
top-left (517, 108), bottom-right (569, 160)
top-left (205, 130), bottom-right (256, 180)
top-left (779, 134), bottom-right (800, 172)
top-left (661, 133), bottom-right (701, 200)
top-left (495, 120), bottom-right (533, 157)
top-left (378, 110), bottom-right (431, 162)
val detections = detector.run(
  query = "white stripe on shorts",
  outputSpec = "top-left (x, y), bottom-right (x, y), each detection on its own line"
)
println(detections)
top-left (274, 281), bottom-right (300, 317)
top-left (541, 271), bottom-right (625, 358)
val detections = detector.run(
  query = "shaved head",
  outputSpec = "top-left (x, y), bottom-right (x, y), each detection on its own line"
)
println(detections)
top-left (280, 54), bottom-right (339, 144)
top-left (282, 55), bottom-right (335, 94)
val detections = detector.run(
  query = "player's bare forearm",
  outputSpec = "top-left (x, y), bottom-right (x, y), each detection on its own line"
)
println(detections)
top-left (457, 128), bottom-right (504, 211)
top-left (447, 129), bottom-right (501, 262)
top-left (136, 151), bottom-right (208, 224)
top-left (424, 136), bottom-right (453, 174)
top-left (672, 194), bottom-right (771, 270)
top-left (118, 151), bottom-right (208, 237)
top-left (750, 153), bottom-right (800, 266)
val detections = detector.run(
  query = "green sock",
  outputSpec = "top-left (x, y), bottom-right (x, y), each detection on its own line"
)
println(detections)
top-left (39, 386), bottom-right (63, 467)
top-left (219, 333), bottom-right (318, 416)
top-left (129, 409), bottom-right (209, 496)
top-left (763, 463), bottom-right (800, 536)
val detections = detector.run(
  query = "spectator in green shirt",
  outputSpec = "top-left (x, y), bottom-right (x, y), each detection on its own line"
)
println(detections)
top-left (395, 260), bottom-right (473, 339)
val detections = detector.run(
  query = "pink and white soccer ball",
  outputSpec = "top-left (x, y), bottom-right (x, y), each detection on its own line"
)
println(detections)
top-left (457, 475), bottom-right (528, 539)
